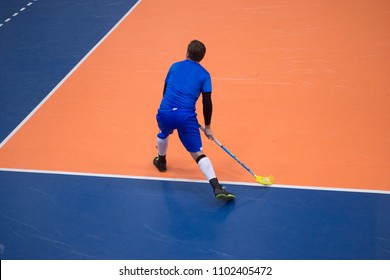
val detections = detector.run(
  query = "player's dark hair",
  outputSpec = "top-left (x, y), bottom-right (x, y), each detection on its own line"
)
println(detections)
top-left (187, 40), bottom-right (206, 62)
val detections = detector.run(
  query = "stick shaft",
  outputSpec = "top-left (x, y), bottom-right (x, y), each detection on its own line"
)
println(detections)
top-left (217, 141), bottom-right (256, 177)
top-left (199, 126), bottom-right (256, 177)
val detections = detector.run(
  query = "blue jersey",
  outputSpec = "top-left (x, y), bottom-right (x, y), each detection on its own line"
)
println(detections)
top-left (159, 59), bottom-right (212, 111)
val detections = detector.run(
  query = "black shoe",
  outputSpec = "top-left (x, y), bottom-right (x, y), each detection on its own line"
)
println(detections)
top-left (214, 186), bottom-right (235, 202)
top-left (153, 156), bottom-right (167, 172)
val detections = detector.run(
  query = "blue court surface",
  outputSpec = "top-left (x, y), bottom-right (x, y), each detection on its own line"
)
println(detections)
top-left (1, 170), bottom-right (390, 260)
top-left (1, 0), bottom-right (390, 261)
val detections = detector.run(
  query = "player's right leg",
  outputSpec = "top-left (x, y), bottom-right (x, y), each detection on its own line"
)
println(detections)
top-left (191, 151), bottom-right (235, 201)
top-left (176, 111), bottom-right (235, 201)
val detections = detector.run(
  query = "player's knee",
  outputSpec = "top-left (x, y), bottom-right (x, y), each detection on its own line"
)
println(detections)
top-left (195, 154), bottom-right (206, 163)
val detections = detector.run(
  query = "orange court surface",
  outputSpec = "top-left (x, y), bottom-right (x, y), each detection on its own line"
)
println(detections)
top-left (1, 0), bottom-right (389, 192)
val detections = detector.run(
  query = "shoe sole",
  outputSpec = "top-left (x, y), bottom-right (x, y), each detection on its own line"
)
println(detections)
top-left (215, 193), bottom-right (235, 202)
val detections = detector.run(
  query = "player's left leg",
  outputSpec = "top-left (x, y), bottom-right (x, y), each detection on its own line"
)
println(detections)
top-left (154, 110), bottom-right (175, 172)
top-left (154, 135), bottom-right (168, 172)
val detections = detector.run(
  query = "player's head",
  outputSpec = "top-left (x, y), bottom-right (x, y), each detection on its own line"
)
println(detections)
top-left (187, 40), bottom-right (206, 62)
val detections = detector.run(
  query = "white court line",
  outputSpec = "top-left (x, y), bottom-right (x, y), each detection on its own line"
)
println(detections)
top-left (1, 167), bottom-right (389, 195)
top-left (0, 0), bottom-right (37, 28)
top-left (0, 0), bottom-right (142, 148)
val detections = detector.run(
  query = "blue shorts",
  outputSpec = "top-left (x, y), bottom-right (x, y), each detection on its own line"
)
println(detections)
top-left (156, 109), bottom-right (202, 153)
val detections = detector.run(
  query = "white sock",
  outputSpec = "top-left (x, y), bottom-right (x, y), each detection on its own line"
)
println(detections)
top-left (197, 157), bottom-right (216, 181)
top-left (157, 137), bottom-right (168, 156)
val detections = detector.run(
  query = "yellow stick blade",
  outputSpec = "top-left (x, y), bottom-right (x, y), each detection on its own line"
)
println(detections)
top-left (255, 175), bottom-right (275, 185)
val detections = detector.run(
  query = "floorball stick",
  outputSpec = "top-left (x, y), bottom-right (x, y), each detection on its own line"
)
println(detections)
top-left (200, 126), bottom-right (274, 185)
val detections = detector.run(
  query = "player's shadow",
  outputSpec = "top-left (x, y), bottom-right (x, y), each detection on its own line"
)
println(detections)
top-left (160, 180), bottom-right (236, 241)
